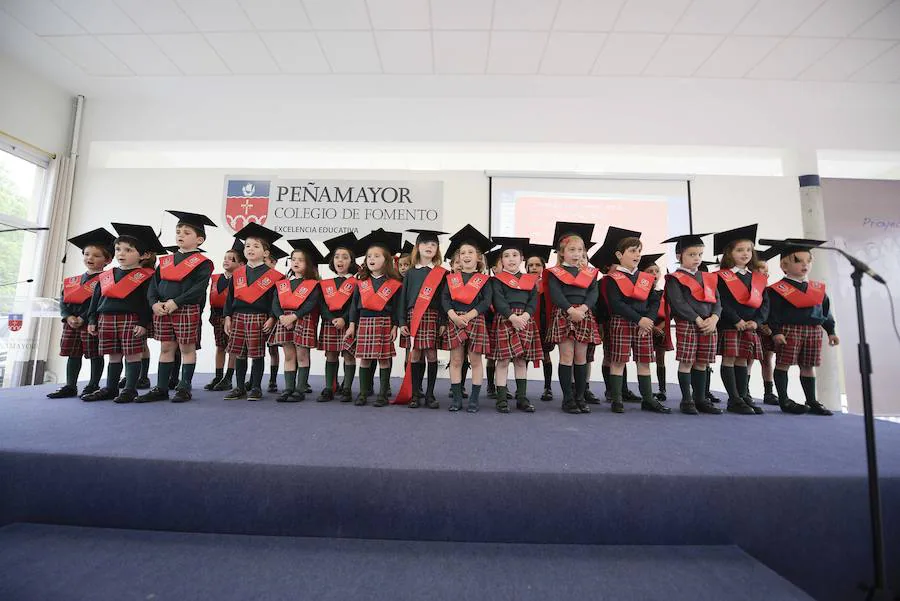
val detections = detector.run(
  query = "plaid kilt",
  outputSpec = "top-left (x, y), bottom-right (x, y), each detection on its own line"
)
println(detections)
top-left (776, 324), bottom-right (823, 368)
top-left (209, 311), bottom-right (228, 349)
top-left (59, 321), bottom-right (100, 359)
top-left (606, 315), bottom-right (654, 364)
top-left (546, 307), bottom-right (602, 345)
top-left (718, 328), bottom-right (763, 361)
top-left (674, 319), bottom-right (717, 364)
top-left (227, 312), bottom-right (268, 359)
top-left (97, 313), bottom-right (145, 356)
top-left (490, 308), bottom-right (541, 362)
top-left (400, 307), bottom-right (441, 350)
top-left (268, 310), bottom-right (297, 346)
top-left (293, 312), bottom-right (318, 348)
top-left (153, 304), bottom-right (201, 345)
top-left (352, 316), bottom-right (396, 360)
top-left (319, 320), bottom-right (352, 353)
top-left (146, 319), bottom-right (155, 340)
top-left (443, 314), bottom-right (490, 355)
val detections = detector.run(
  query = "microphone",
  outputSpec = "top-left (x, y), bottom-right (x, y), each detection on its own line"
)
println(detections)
top-left (0, 278), bottom-right (34, 287)
top-left (758, 239), bottom-right (885, 284)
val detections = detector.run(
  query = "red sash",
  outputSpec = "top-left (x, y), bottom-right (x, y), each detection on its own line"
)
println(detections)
top-left (768, 279), bottom-right (826, 309)
top-left (666, 270), bottom-right (718, 303)
top-left (276, 279), bottom-right (318, 310)
top-left (63, 273), bottom-right (100, 304)
top-left (321, 277), bottom-right (357, 312)
top-left (718, 270), bottom-right (767, 309)
top-left (209, 274), bottom-right (229, 309)
top-left (159, 253), bottom-right (211, 282)
top-left (607, 270), bottom-right (653, 301)
top-left (546, 265), bottom-right (598, 289)
top-left (447, 272), bottom-right (490, 305)
top-left (99, 268), bottom-right (154, 300)
top-left (359, 278), bottom-right (402, 311)
top-left (234, 266), bottom-right (283, 304)
top-left (657, 294), bottom-right (667, 320)
top-left (493, 271), bottom-right (538, 291)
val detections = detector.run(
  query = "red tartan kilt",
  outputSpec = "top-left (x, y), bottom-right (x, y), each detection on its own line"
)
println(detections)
top-left (674, 319), bottom-right (717, 364)
top-left (546, 307), bottom-right (602, 345)
top-left (319, 320), bottom-right (351, 353)
top-left (97, 313), bottom-right (145, 356)
top-left (776, 324), bottom-right (823, 368)
top-left (268, 311), bottom-right (296, 346)
top-left (718, 328), bottom-right (763, 361)
top-left (145, 320), bottom-right (155, 339)
top-left (443, 314), bottom-right (490, 355)
top-left (352, 316), bottom-right (396, 360)
top-left (153, 304), bottom-right (201, 345)
top-left (209, 311), bottom-right (228, 348)
top-left (606, 315), bottom-right (654, 364)
top-left (490, 308), bottom-right (541, 362)
top-left (400, 307), bottom-right (440, 350)
top-left (59, 321), bottom-right (101, 358)
top-left (293, 313), bottom-right (318, 348)
top-left (227, 312), bottom-right (268, 359)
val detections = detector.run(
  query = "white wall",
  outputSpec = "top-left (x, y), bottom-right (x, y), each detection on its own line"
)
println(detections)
top-left (0, 55), bottom-right (72, 156)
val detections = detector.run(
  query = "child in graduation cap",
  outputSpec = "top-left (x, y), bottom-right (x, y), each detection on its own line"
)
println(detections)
top-left (48, 228), bottom-right (115, 400)
top-left (204, 240), bottom-right (245, 392)
top-left (663, 233), bottom-right (723, 415)
top-left (544, 222), bottom-right (602, 414)
top-left (317, 233), bottom-right (358, 402)
top-left (489, 237), bottom-right (541, 413)
top-left (223, 223), bottom-right (283, 401)
top-left (524, 244), bottom-right (555, 402)
top-left (766, 239), bottom-right (839, 416)
top-left (344, 229), bottom-right (404, 407)
top-left (636, 253), bottom-right (670, 402)
top-left (483, 247), bottom-right (504, 400)
top-left (753, 248), bottom-right (780, 405)
top-left (442, 225), bottom-right (494, 413)
top-left (713, 224), bottom-right (768, 415)
top-left (139, 211), bottom-right (215, 403)
top-left (262, 245), bottom-right (290, 393)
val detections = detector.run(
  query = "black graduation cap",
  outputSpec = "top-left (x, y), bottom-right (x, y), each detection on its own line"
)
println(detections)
top-left (355, 228), bottom-right (403, 256)
top-left (699, 260), bottom-right (719, 273)
top-left (269, 244), bottom-right (289, 262)
top-left (768, 238), bottom-right (826, 257)
top-left (286, 238), bottom-right (326, 265)
top-left (638, 252), bottom-right (664, 271)
top-left (67, 227), bottom-right (116, 255)
top-left (230, 238), bottom-right (247, 257)
top-left (111, 223), bottom-right (167, 255)
top-left (756, 247), bottom-right (780, 262)
top-left (662, 233), bottom-right (712, 254)
top-left (322, 232), bottom-right (357, 259)
top-left (164, 245), bottom-right (205, 254)
top-left (524, 243), bottom-right (553, 263)
top-left (491, 236), bottom-right (530, 257)
top-left (588, 245), bottom-right (615, 270)
top-left (713, 224), bottom-right (758, 256)
top-left (233, 222), bottom-right (283, 245)
top-left (590, 225), bottom-right (643, 269)
top-left (399, 241), bottom-right (414, 256)
top-left (552, 221), bottom-right (596, 249)
top-left (166, 210), bottom-right (217, 238)
top-left (448, 224), bottom-right (493, 254)
top-left (406, 228), bottom-right (447, 245)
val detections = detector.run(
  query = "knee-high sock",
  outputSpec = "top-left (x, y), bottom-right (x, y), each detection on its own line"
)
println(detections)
top-left (677, 371), bottom-right (692, 402)
top-left (283, 370), bottom-right (297, 393)
top-left (691, 369), bottom-right (708, 405)
top-left (179, 362), bottom-right (196, 389)
top-left (124, 360), bottom-right (141, 391)
top-left (268, 356), bottom-right (279, 385)
top-left (558, 364), bottom-right (574, 400)
top-left (638, 374), bottom-right (653, 401)
top-left (65, 356), bottom-right (83, 387)
top-left (734, 365), bottom-right (750, 398)
top-left (721, 365), bottom-right (740, 399)
top-left (774, 368), bottom-right (790, 401)
top-left (324, 360), bottom-right (338, 390)
top-left (157, 361), bottom-right (174, 391)
top-left (411, 361), bottom-right (425, 394)
top-left (573, 363), bottom-right (588, 400)
top-left (607, 373), bottom-right (623, 402)
top-left (235, 358), bottom-right (248, 390)
top-left (656, 363), bottom-right (666, 393)
top-left (426, 361), bottom-right (438, 396)
top-left (800, 375), bottom-right (818, 405)
top-left (106, 360), bottom-right (123, 390)
top-left (543, 360), bottom-right (553, 389)
top-left (139, 357), bottom-right (150, 380)
top-left (250, 358), bottom-right (265, 389)
top-left (89, 357), bottom-right (105, 388)
top-left (379, 367), bottom-right (391, 397)
top-left (170, 351), bottom-right (181, 384)
top-left (342, 363), bottom-right (357, 391)
top-left (297, 366), bottom-right (310, 391)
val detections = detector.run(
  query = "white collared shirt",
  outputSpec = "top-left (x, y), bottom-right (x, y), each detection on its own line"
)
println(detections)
top-left (731, 266), bottom-right (750, 275)
top-left (502, 269), bottom-right (520, 276)
top-left (414, 264), bottom-right (430, 270)
top-left (616, 265), bottom-right (638, 275)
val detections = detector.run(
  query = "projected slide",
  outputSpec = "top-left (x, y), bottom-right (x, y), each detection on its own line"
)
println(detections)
top-left (490, 177), bottom-right (691, 266)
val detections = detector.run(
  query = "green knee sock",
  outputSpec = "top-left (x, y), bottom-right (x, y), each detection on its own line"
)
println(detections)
top-left (124, 360), bottom-right (141, 391)
top-left (66, 356), bottom-right (83, 387)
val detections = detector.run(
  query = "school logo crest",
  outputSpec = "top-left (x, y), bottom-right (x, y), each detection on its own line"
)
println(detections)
top-left (224, 179), bottom-right (271, 232)
top-left (8, 313), bottom-right (23, 332)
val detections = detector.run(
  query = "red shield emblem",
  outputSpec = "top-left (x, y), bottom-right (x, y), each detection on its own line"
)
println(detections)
top-left (225, 196), bottom-right (269, 232)
top-left (8, 313), bottom-right (23, 332)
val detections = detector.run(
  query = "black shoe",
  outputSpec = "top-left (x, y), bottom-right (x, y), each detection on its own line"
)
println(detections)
top-left (136, 387), bottom-right (169, 403)
top-left (304, 385), bottom-right (312, 394)
top-left (374, 395), bottom-right (389, 407)
top-left (778, 397), bottom-right (809, 415)
top-left (487, 385), bottom-right (497, 399)
top-left (611, 399), bottom-right (625, 414)
top-left (584, 390), bottom-right (601, 404)
top-left (268, 381), bottom-right (279, 393)
top-left (806, 401), bottom-right (833, 416)
top-left (78, 384), bottom-right (100, 400)
top-left (496, 398), bottom-right (510, 414)
top-left (136, 376), bottom-right (152, 390)
top-left (466, 400), bottom-right (479, 413)
top-left (561, 398), bottom-right (581, 414)
top-left (763, 392), bottom-right (779, 406)
top-left (47, 384), bottom-right (78, 399)
top-left (340, 389), bottom-right (354, 403)
top-left (171, 388), bottom-right (192, 403)
top-left (317, 388), bottom-right (334, 403)
top-left (540, 388), bottom-right (553, 401)
top-left (680, 401), bottom-right (699, 415)
top-left (641, 398), bottom-right (672, 414)
top-left (114, 388), bottom-right (138, 404)
top-left (118, 377), bottom-right (126, 389)
top-left (654, 392), bottom-right (667, 402)
top-left (83, 387), bottom-right (117, 402)
top-left (213, 378), bottom-right (233, 391)
top-left (408, 391), bottom-right (421, 409)
top-left (697, 402), bottom-right (723, 415)
top-left (742, 395), bottom-right (764, 415)
top-left (516, 398), bottom-right (536, 413)
top-left (354, 394), bottom-right (368, 406)
top-left (576, 399), bottom-right (591, 414)
top-left (622, 388), bottom-right (641, 402)
top-left (449, 398), bottom-right (462, 412)
top-left (203, 377), bottom-right (221, 391)
top-left (224, 387), bottom-right (247, 400)
top-left (276, 390), bottom-right (299, 403)
top-left (706, 392), bottom-right (721, 404)
top-left (247, 387), bottom-right (263, 401)
top-left (727, 398), bottom-right (756, 415)
top-left (425, 394), bottom-right (439, 409)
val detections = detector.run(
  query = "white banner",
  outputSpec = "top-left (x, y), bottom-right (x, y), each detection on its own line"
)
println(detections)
top-left (223, 176), bottom-right (443, 239)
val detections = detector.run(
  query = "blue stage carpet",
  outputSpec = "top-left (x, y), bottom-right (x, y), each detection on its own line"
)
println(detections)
top-left (0, 523), bottom-right (815, 601)
top-left (1, 378), bottom-right (898, 601)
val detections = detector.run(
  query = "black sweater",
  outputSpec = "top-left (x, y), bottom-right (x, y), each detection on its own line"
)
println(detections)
top-left (399, 265), bottom-right (445, 325)
top-left (767, 279), bottom-right (836, 336)
top-left (441, 271), bottom-right (493, 315)
top-left (60, 272), bottom-right (101, 321)
top-left (272, 277), bottom-right (322, 318)
top-left (87, 267), bottom-right (153, 327)
top-left (605, 270), bottom-right (660, 324)
top-left (491, 273), bottom-right (538, 318)
top-left (224, 263), bottom-right (278, 317)
top-left (664, 269), bottom-right (722, 322)
top-left (717, 270), bottom-right (770, 330)
top-left (547, 265), bottom-right (598, 311)
top-left (148, 251), bottom-right (213, 307)
top-left (348, 275), bottom-right (404, 325)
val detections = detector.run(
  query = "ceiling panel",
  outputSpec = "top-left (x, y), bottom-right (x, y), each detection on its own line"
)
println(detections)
top-left (592, 32), bottom-right (665, 74)
top-left (673, 0), bottom-right (756, 34)
top-left (793, 0), bottom-right (891, 37)
top-left (734, 0), bottom-right (824, 36)
top-left (116, 0), bottom-right (197, 33)
top-left (746, 37), bottom-right (840, 79)
top-left (301, 0), bottom-right (370, 30)
top-left (553, 0), bottom-right (626, 31)
top-left (366, 0), bottom-right (430, 30)
top-left (1, 0), bottom-right (85, 35)
top-left (800, 38), bottom-right (896, 80)
top-left (237, 0), bottom-right (312, 30)
top-left (206, 32), bottom-right (280, 73)
top-left (488, 31), bottom-right (548, 74)
top-left (53, 0), bottom-right (141, 34)
top-left (96, 34), bottom-right (182, 75)
top-left (614, 0), bottom-right (693, 33)
top-left (539, 32), bottom-right (606, 74)
top-left (852, 1), bottom-right (900, 39)
top-left (492, 0), bottom-right (559, 31)
top-left (260, 31), bottom-right (330, 72)
top-left (316, 31), bottom-right (381, 72)
top-left (643, 34), bottom-right (723, 76)
top-left (433, 30), bottom-right (489, 73)
top-left (44, 35), bottom-right (131, 75)
top-left (694, 35), bottom-right (781, 78)
top-left (176, 0), bottom-right (253, 32)
top-left (150, 33), bottom-right (230, 74)
top-left (849, 42), bottom-right (900, 81)
top-left (430, 0), bottom-right (493, 30)
top-left (375, 30), bottom-right (432, 73)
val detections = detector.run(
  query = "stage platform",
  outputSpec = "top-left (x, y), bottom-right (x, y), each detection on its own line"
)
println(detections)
top-left (1, 377), bottom-right (898, 601)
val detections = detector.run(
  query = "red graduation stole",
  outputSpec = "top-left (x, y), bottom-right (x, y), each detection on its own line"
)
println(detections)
top-left (321, 277), bottom-right (357, 312)
top-left (768, 279), bottom-right (826, 308)
top-left (159, 252), bottom-right (211, 282)
top-left (276, 278), bottom-right (318, 310)
top-left (63, 272), bottom-right (100, 304)
top-left (546, 265), bottom-right (598, 289)
top-left (718, 270), bottom-right (767, 309)
top-left (607, 270), bottom-right (654, 301)
top-left (98, 268), bottom-right (154, 299)
top-left (359, 277), bottom-right (402, 311)
top-left (209, 274), bottom-right (228, 309)
top-left (234, 266), bottom-right (283, 304)
top-left (666, 270), bottom-right (718, 303)
top-left (493, 271), bottom-right (538, 291)
top-left (447, 272), bottom-right (490, 305)
top-left (657, 294), bottom-right (667, 320)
